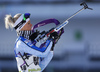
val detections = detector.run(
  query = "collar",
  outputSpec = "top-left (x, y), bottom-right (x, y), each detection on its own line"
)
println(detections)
top-left (17, 30), bottom-right (33, 40)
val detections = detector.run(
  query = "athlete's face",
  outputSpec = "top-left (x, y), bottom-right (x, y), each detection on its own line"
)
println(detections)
top-left (21, 20), bottom-right (32, 31)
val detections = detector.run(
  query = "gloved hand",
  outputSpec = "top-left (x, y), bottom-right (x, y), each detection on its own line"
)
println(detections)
top-left (29, 30), bottom-right (39, 41)
top-left (50, 28), bottom-right (64, 41)
top-left (54, 28), bottom-right (64, 43)
top-left (50, 32), bottom-right (59, 41)
top-left (50, 28), bottom-right (64, 51)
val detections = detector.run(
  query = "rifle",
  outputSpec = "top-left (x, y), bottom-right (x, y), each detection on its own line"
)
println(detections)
top-left (34, 2), bottom-right (93, 43)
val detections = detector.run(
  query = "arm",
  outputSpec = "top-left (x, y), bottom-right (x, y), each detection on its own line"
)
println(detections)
top-left (39, 51), bottom-right (53, 71)
top-left (16, 38), bottom-right (53, 57)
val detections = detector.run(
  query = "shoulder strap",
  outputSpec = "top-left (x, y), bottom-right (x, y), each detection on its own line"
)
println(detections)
top-left (32, 18), bottom-right (60, 32)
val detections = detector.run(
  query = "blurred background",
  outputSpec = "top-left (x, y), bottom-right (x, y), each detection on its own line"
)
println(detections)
top-left (0, 0), bottom-right (100, 72)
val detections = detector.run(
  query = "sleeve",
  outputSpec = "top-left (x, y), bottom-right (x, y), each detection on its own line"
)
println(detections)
top-left (39, 51), bottom-right (53, 71)
top-left (16, 39), bottom-right (53, 57)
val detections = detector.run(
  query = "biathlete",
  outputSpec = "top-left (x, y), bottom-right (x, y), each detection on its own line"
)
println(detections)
top-left (4, 13), bottom-right (64, 72)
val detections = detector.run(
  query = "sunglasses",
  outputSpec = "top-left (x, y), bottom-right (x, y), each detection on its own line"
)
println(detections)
top-left (23, 13), bottom-right (30, 21)
top-left (22, 13), bottom-right (30, 23)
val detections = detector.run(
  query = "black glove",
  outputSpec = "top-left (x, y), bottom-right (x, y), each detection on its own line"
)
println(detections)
top-left (54, 28), bottom-right (64, 43)
top-left (50, 28), bottom-right (64, 51)
top-left (29, 30), bottom-right (39, 41)
top-left (50, 32), bottom-right (59, 40)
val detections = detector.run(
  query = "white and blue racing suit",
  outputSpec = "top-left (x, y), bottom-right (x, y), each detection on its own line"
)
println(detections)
top-left (14, 36), bottom-right (54, 72)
